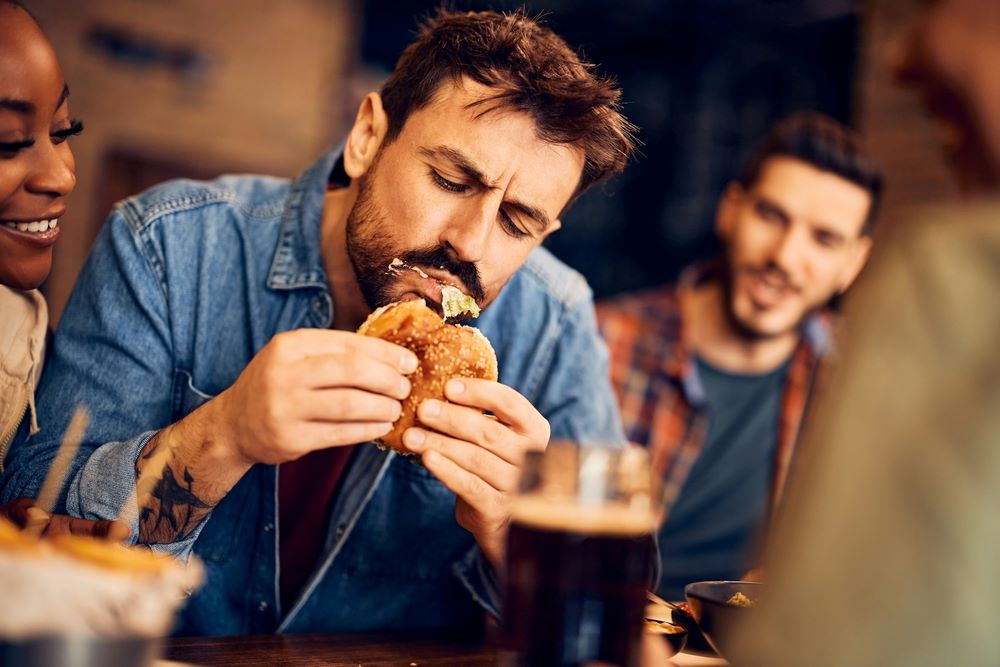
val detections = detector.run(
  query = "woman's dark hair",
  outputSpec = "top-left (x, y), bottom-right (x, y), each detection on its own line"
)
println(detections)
top-left (738, 112), bottom-right (884, 233)
top-left (379, 8), bottom-right (637, 200)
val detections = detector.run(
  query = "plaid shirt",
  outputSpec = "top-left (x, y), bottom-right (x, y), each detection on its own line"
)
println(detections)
top-left (596, 264), bottom-right (832, 518)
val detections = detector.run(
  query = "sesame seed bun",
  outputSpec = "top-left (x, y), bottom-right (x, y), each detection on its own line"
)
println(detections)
top-left (357, 299), bottom-right (498, 453)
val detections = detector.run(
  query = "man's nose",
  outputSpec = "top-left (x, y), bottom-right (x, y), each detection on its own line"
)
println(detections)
top-left (25, 142), bottom-right (76, 198)
top-left (769, 225), bottom-right (808, 277)
top-left (440, 198), bottom-right (495, 264)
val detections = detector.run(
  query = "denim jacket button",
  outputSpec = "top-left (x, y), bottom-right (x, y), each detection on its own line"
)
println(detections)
top-left (258, 600), bottom-right (269, 611)
top-left (263, 522), bottom-right (274, 532)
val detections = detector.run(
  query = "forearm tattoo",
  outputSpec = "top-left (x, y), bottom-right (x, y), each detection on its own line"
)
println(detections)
top-left (136, 439), bottom-right (213, 544)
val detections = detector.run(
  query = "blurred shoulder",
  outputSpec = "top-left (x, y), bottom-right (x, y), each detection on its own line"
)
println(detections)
top-left (112, 173), bottom-right (291, 234)
top-left (595, 284), bottom-right (681, 333)
top-left (512, 246), bottom-right (593, 312)
top-left (869, 200), bottom-right (1000, 291)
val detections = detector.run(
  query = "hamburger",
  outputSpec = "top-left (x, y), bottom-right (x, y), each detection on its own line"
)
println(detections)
top-left (357, 297), bottom-right (498, 452)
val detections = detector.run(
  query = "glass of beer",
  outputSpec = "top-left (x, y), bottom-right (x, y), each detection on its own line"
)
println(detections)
top-left (500, 442), bottom-right (658, 667)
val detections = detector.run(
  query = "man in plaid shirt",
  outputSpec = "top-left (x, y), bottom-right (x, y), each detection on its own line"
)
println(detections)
top-left (597, 113), bottom-right (883, 598)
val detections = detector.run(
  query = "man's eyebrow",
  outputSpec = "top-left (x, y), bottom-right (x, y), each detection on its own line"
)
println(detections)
top-left (419, 145), bottom-right (553, 229)
top-left (419, 145), bottom-right (494, 188)
top-left (505, 198), bottom-right (551, 231)
top-left (0, 85), bottom-right (69, 115)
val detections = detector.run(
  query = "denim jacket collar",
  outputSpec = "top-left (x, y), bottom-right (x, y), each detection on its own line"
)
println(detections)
top-left (266, 146), bottom-right (344, 292)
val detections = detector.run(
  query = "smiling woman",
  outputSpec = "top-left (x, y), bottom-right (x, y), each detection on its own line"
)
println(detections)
top-left (0, 1), bottom-right (112, 538)
top-left (0, 3), bottom-right (79, 292)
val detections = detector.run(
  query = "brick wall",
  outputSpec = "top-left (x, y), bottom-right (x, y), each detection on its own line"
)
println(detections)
top-left (24, 0), bottom-right (359, 323)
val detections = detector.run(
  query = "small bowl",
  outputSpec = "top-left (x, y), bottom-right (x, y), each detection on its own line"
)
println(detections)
top-left (0, 636), bottom-right (161, 667)
top-left (684, 580), bottom-right (762, 659)
top-left (644, 617), bottom-right (687, 657)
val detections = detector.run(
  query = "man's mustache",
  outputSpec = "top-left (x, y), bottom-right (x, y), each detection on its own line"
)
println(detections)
top-left (399, 246), bottom-right (485, 304)
top-left (749, 263), bottom-right (799, 293)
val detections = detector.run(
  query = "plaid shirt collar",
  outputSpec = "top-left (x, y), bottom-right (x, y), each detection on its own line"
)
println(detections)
top-left (665, 261), bottom-right (832, 409)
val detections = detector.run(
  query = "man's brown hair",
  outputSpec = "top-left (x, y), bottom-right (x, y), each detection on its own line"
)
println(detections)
top-left (380, 8), bottom-right (637, 199)
top-left (738, 112), bottom-right (884, 234)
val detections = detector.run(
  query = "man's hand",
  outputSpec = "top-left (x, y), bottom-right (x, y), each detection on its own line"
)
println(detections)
top-left (400, 378), bottom-right (550, 569)
top-left (214, 329), bottom-right (418, 465)
top-left (137, 328), bottom-right (418, 544)
top-left (0, 497), bottom-right (129, 541)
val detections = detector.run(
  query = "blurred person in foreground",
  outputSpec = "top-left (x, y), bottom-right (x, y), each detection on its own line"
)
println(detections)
top-left (597, 112), bottom-right (882, 599)
top-left (733, 1), bottom-right (1000, 665)
top-left (0, 0), bottom-right (125, 540)
top-left (0, 9), bottom-right (636, 635)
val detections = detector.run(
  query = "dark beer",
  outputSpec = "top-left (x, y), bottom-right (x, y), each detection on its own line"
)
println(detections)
top-left (500, 497), bottom-right (656, 667)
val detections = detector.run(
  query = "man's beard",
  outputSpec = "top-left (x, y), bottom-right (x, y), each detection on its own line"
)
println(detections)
top-left (345, 170), bottom-right (486, 311)
top-left (720, 259), bottom-right (810, 342)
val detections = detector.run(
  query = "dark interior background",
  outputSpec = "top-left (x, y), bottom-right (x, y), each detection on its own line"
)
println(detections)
top-left (358, 0), bottom-right (860, 298)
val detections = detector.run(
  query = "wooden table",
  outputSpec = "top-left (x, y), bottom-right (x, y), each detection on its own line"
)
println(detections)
top-left (162, 632), bottom-right (729, 666)
top-left (163, 631), bottom-right (496, 666)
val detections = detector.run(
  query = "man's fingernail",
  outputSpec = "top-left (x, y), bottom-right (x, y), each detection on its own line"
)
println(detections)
top-left (399, 377), bottom-right (411, 396)
top-left (25, 507), bottom-right (48, 521)
top-left (425, 450), bottom-right (440, 465)
top-left (401, 353), bottom-right (418, 373)
top-left (422, 400), bottom-right (441, 418)
top-left (391, 401), bottom-right (402, 420)
top-left (446, 379), bottom-right (465, 395)
top-left (406, 428), bottom-right (426, 448)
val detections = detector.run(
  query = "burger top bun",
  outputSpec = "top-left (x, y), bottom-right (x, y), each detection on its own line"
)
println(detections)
top-left (357, 299), bottom-right (498, 453)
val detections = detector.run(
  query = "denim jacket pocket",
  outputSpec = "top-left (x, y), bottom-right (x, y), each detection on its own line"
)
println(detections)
top-left (172, 369), bottom-right (216, 421)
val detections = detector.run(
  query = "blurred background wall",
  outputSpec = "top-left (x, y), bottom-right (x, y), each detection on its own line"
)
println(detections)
top-left (21, 0), bottom-right (957, 324)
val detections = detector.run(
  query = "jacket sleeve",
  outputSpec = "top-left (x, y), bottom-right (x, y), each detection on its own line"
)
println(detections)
top-left (0, 207), bottom-right (201, 557)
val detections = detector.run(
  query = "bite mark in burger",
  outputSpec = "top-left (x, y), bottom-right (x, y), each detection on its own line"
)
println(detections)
top-left (357, 299), bottom-right (498, 453)
top-left (386, 258), bottom-right (480, 320)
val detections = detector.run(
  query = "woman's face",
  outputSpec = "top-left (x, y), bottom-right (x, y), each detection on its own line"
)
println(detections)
top-left (0, 5), bottom-right (78, 290)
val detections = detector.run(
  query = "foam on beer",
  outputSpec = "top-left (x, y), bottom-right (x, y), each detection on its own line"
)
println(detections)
top-left (510, 494), bottom-right (657, 537)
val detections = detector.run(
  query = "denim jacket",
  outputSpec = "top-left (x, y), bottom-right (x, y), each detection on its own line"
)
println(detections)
top-left (0, 146), bottom-right (625, 636)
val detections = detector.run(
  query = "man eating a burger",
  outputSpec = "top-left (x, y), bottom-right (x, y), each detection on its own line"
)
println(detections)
top-left (0, 9), bottom-right (636, 635)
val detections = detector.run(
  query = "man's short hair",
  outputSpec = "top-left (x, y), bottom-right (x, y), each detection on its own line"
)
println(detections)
top-left (379, 8), bottom-right (637, 200)
top-left (738, 112), bottom-right (884, 233)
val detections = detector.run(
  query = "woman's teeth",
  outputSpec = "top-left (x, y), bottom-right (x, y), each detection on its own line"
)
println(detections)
top-left (3, 219), bottom-right (59, 233)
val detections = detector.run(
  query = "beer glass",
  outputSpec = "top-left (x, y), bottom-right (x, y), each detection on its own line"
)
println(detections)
top-left (500, 442), bottom-right (658, 667)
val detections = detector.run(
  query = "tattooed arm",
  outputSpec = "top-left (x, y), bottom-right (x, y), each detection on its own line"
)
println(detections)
top-left (136, 399), bottom-right (251, 545)
top-left (134, 329), bottom-right (417, 545)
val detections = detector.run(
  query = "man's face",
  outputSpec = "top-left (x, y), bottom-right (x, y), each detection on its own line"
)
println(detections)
top-left (890, 0), bottom-right (1000, 190)
top-left (717, 156), bottom-right (873, 340)
top-left (345, 78), bottom-right (583, 314)
top-left (0, 6), bottom-right (77, 290)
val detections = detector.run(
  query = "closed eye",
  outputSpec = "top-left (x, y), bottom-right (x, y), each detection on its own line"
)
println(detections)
top-left (430, 169), bottom-right (469, 194)
top-left (51, 119), bottom-right (84, 144)
top-left (499, 209), bottom-right (530, 239)
top-left (0, 139), bottom-right (35, 155)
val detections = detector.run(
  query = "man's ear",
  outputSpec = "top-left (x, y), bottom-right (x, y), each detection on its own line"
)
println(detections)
top-left (715, 182), bottom-right (745, 240)
top-left (344, 92), bottom-right (389, 179)
top-left (837, 235), bottom-right (873, 293)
